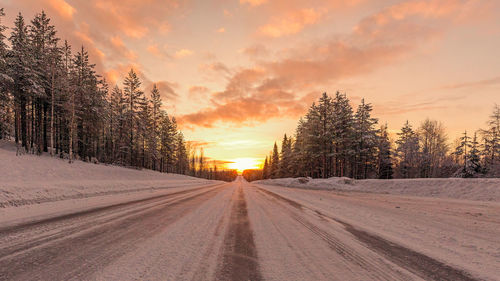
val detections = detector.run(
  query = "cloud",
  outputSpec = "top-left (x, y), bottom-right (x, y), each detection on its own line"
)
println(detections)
top-left (216, 27), bottom-right (225, 33)
top-left (48, 0), bottom-right (75, 20)
top-left (188, 86), bottom-right (210, 99)
top-left (186, 140), bottom-right (217, 149)
top-left (146, 43), bottom-right (171, 59)
top-left (223, 9), bottom-right (233, 18)
top-left (198, 62), bottom-right (232, 80)
top-left (258, 8), bottom-right (324, 37)
top-left (181, 0), bottom-right (481, 128)
top-left (240, 44), bottom-right (270, 58)
top-left (146, 81), bottom-right (179, 101)
top-left (442, 76), bottom-right (500, 89)
top-left (110, 35), bottom-right (137, 60)
top-left (104, 63), bottom-right (178, 103)
top-left (240, 0), bottom-right (268, 7)
top-left (174, 49), bottom-right (194, 58)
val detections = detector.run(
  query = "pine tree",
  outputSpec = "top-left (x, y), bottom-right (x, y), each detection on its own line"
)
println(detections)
top-left (332, 92), bottom-right (354, 177)
top-left (279, 134), bottom-right (293, 177)
top-left (175, 132), bottom-right (189, 174)
top-left (262, 156), bottom-right (269, 179)
top-left (395, 121), bottom-right (420, 178)
top-left (8, 13), bottom-right (44, 151)
top-left (455, 130), bottom-right (471, 171)
top-left (123, 68), bottom-right (144, 166)
top-left (30, 11), bottom-right (59, 153)
top-left (314, 93), bottom-right (334, 178)
top-left (0, 8), bottom-right (13, 139)
top-left (468, 132), bottom-right (482, 174)
top-left (377, 124), bottom-right (393, 179)
top-left (198, 148), bottom-right (205, 177)
top-left (0, 8), bottom-right (11, 90)
top-left (270, 142), bottom-right (280, 178)
top-left (150, 84), bottom-right (162, 170)
top-left (480, 104), bottom-right (500, 170)
top-left (353, 98), bottom-right (378, 179)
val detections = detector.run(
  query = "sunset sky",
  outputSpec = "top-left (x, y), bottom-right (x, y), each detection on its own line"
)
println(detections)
top-left (2, 0), bottom-right (499, 169)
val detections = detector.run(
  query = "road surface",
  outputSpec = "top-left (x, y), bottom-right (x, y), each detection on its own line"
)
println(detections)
top-left (0, 176), bottom-right (498, 280)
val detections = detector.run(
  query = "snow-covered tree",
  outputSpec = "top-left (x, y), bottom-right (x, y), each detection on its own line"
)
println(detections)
top-left (149, 84), bottom-right (162, 170)
top-left (0, 8), bottom-right (13, 139)
top-left (395, 121), bottom-right (420, 178)
top-left (418, 119), bottom-right (448, 178)
top-left (262, 156), bottom-right (270, 179)
top-left (377, 124), bottom-right (393, 179)
top-left (480, 104), bottom-right (500, 172)
top-left (332, 92), bottom-right (354, 177)
top-left (9, 13), bottom-right (44, 150)
top-left (353, 98), bottom-right (379, 179)
top-left (123, 68), bottom-right (145, 165)
top-left (279, 134), bottom-right (293, 178)
top-left (270, 142), bottom-right (280, 178)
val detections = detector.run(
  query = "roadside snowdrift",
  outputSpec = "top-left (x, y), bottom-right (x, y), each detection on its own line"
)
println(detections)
top-left (0, 141), bottom-right (216, 207)
top-left (254, 177), bottom-right (500, 202)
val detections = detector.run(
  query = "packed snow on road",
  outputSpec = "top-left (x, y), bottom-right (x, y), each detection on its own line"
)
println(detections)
top-left (1, 141), bottom-right (499, 281)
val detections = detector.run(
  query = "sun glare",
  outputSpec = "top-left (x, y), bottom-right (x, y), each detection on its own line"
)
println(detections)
top-left (226, 158), bottom-right (262, 173)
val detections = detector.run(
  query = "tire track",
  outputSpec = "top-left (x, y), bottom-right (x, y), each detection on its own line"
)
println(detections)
top-left (0, 184), bottom-right (226, 281)
top-left (0, 184), bottom-right (226, 260)
top-left (256, 186), bottom-right (479, 281)
top-left (217, 183), bottom-right (263, 281)
top-left (256, 187), bottom-right (405, 280)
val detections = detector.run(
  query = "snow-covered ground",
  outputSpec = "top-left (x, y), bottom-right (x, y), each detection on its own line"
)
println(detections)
top-left (0, 140), bottom-right (217, 208)
top-left (0, 171), bottom-right (498, 280)
top-left (254, 176), bottom-right (500, 202)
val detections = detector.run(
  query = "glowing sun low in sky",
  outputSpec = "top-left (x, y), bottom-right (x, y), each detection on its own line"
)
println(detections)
top-left (226, 158), bottom-right (262, 173)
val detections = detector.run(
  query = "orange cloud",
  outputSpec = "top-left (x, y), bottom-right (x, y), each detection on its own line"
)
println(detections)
top-left (181, 0), bottom-right (480, 128)
top-left (48, 0), bottom-right (75, 20)
top-left (110, 35), bottom-right (137, 60)
top-left (258, 8), bottom-right (323, 37)
top-left (188, 86), bottom-right (210, 99)
top-left (216, 27), bottom-right (226, 33)
top-left (175, 49), bottom-right (194, 59)
top-left (241, 44), bottom-right (270, 58)
top-left (240, 0), bottom-right (268, 7)
top-left (146, 43), bottom-right (171, 59)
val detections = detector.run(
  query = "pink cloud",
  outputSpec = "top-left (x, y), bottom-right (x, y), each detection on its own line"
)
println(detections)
top-left (180, 0), bottom-right (484, 128)
top-left (258, 8), bottom-right (324, 37)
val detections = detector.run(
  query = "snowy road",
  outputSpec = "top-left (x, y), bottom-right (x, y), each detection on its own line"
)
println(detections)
top-left (0, 176), bottom-right (498, 280)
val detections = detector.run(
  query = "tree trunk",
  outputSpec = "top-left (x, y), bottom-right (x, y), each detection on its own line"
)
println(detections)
top-left (50, 71), bottom-right (55, 156)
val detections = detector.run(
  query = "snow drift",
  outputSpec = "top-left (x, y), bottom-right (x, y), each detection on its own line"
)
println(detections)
top-left (254, 177), bottom-right (500, 202)
top-left (0, 141), bottom-right (216, 207)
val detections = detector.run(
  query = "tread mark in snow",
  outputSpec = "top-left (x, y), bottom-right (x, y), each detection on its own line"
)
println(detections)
top-left (217, 184), bottom-right (263, 281)
top-left (256, 186), bottom-right (479, 281)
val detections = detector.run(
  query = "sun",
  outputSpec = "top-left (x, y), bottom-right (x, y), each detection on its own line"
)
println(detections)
top-left (226, 158), bottom-right (262, 173)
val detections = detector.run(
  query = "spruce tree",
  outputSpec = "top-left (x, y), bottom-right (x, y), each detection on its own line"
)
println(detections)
top-left (396, 121), bottom-right (420, 178)
top-left (353, 98), bottom-right (378, 179)
top-left (123, 68), bottom-right (143, 166)
top-left (332, 92), bottom-right (354, 177)
top-left (271, 142), bottom-right (280, 178)
top-left (262, 156), bottom-right (269, 179)
top-left (0, 8), bottom-right (10, 89)
top-left (9, 13), bottom-right (43, 150)
top-left (279, 134), bottom-right (293, 177)
top-left (150, 84), bottom-right (162, 170)
top-left (0, 8), bottom-right (13, 139)
top-left (377, 124), bottom-right (393, 179)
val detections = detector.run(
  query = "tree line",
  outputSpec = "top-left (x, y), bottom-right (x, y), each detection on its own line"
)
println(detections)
top-left (246, 92), bottom-right (499, 181)
top-left (0, 9), bottom-right (238, 180)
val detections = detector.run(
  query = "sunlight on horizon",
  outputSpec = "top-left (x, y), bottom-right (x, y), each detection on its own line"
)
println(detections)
top-left (226, 158), bottom-right (263, 173)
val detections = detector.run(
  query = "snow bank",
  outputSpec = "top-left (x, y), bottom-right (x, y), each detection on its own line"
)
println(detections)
top-left (0, 141), bottom-right (216, 207)
top-left (254, 177), bottom-right (500, 202)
